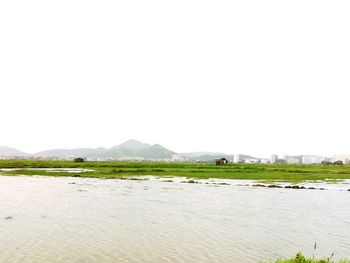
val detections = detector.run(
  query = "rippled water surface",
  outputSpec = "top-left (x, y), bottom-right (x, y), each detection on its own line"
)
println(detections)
top-left (0, 176), bottom-right (349, 262)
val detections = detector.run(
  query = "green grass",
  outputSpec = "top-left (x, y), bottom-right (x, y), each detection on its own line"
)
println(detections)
top-left (267, 252), bottom-right (349, 263)
top-left (1, 160), bottom-right (350, 182)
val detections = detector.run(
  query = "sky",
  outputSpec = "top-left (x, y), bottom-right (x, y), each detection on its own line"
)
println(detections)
top-left (0, 0), bottom-right (349, 157)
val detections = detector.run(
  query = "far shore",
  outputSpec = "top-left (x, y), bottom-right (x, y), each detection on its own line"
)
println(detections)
top-left (1, 160), bottom-right (350, 183)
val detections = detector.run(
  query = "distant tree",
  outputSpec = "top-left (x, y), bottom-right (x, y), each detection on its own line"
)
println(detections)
top-left (333, 160), bottom-right (344, 165)
top-left (73, 157), bottom-right (85, 163)
top-left (321, 160), bottom-right (332, 165)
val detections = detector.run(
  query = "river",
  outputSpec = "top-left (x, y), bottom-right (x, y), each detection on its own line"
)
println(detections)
top-left (0, 175), bottom-right (349, 262)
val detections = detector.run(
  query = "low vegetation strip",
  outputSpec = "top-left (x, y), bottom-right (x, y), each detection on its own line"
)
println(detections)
top-left (267, 252), bottom-right (349, 263)
top-left (1, 160), bottom-right (350, 182)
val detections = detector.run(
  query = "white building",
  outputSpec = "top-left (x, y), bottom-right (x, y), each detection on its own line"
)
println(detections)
top-left (117, 156), bottom-right (144, 161)
top-left (302, 155), bottom-right (326, 164)
top-left (283, 155), bottom-right (301, 164)
top-left (286, 158), bottom-right (300, 164)
top-left (245, 158), bottom-right (259, 164)
top-left (172, 154), bottom-right (183, 162)
top-left (233, 154), bottom-right (240, 163)
top-left (270, 154), bottom-right (278, 164)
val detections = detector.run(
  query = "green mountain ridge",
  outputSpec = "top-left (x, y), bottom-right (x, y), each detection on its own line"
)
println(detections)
top-left (0, 140), bottom-right (240, 160)
top-left (31, 140), bottom-right (176, 160)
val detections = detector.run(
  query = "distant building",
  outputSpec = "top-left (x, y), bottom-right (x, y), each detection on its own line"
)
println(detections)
top-left (286, 158), bottom-right (300, 164)
top-left (172, 154), bottom-right (183, 162)
top-left (283, 155), bottom-right (301, 164)
top-left (271, 154), bottom-right (278, 164)
top-left (260, 159), bottom-right (270, 164)
top-left (65, 156), bottom-right (76, 161)
top-left (330, 154), bottom-right (349, 165)
top-left (302, 155), bottom-right (326, 164)
top-left (233, 154), bottom-right (240, 163)
top-left (216, 158), bottom-right (228, 165)
top-left (117, 156), bottom-right (144, 161)
top-left (245, 158), bottom-right (259, 164)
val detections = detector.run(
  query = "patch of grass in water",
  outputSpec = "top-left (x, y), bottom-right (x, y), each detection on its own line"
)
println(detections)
top-left (324, 178), bottom-right (345, 184)
top-left (267, 252), bottom-right (349, 263)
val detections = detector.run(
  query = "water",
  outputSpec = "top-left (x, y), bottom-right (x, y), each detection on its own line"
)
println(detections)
top-left (0, 175), bottom-right (349, 262)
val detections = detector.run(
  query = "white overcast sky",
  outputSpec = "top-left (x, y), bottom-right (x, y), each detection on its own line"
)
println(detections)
top-left (0, 0), bottom-right (349, 157)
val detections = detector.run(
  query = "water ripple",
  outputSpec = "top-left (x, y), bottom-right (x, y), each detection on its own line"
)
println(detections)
top-left (0, 176), bottom-right (349, 262)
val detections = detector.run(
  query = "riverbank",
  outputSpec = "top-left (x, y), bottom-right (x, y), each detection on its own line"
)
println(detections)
top-left (1, 160), bottom-right (350, 182)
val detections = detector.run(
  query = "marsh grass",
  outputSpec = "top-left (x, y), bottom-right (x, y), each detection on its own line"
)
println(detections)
top-left (2, 160), bottom-right (350, 182)
top-left (267, 252), bottom-right (349, 263)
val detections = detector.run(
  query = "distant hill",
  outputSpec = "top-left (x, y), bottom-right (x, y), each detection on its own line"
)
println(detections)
top-left (0, 146), bottom-right (29, 156)
top-left (0, 140), bottom-right (256, 161)
top-left (181, 151), bottom-right (235, 162)
top-left (184, 154), bottom-right (233, 162)
top-left (138, 144), bottom-right (175, 159)
top-left (33, 140), bottom-right (175, 160)
top-left (181, 153), bottom-right (258, 162)
top-left (111, 139), bottom-right (150, 151)
top-left (180, 152), bottom-right (228, 158)
top-left (33, 147), bottom-right (107, 158)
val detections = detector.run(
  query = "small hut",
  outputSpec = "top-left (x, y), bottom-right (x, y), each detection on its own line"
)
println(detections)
top-left (216, 158), bottom-right (228, 165)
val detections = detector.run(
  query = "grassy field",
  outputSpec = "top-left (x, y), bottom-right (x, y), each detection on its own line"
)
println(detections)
top-left (1, 160), bottom-right (350, 182)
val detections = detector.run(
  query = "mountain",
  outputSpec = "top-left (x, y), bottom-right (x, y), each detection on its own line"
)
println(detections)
top-left (1, 140), bottom-right (246, 161)
top-left (181, 153), bottom-right (259, 162)
top-left (0, 146), bottom-right (30, 156)
top-left (138, 144), bottom-right (175, 159)
top-left (32, 140), bottom-right (175, 160)
top-left (33, 147), bottom-right (107, 158)
top-left (101, 142), bottom-right (175, 159)
top-left (184, 154), bottom-right (233, 162)
top-left (180, 152), bottom-right (228, 158)
top-left (111, 139), bottom-right (150, 151)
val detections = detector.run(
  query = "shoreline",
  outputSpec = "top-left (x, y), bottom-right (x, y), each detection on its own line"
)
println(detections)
top-left (1, 171), bottom-right (350, 192)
